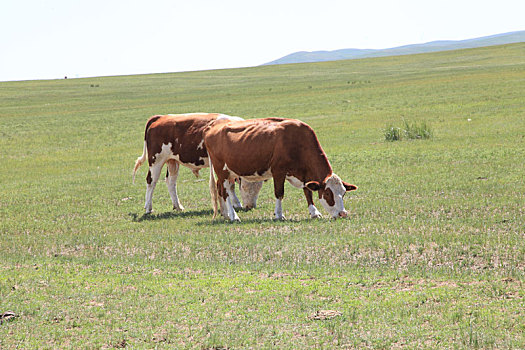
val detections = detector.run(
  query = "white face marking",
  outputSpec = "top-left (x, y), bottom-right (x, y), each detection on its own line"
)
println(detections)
top-left (220, 163), bottom-right (263, 210)
top-left (286, 175), bottom-right (303, 188)
top-left (240, 180), bottom-right (263, 209)
top-left (197, 139), bottom-right (204, 150)
top-left (319, 174), bottom-right (347, 218)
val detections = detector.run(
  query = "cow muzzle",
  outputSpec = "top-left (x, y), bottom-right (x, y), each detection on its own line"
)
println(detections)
top-left (338, 210), bottom-right (348, 218)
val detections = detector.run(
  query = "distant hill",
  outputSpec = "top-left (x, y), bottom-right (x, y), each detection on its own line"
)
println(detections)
top-left (263, 31), bottom-right (525, 65)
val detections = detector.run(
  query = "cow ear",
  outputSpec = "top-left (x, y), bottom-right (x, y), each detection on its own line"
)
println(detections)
top-left (305, 181), bottom-right (321, 192)
top-left (343, 181), bottom-right (358, 191)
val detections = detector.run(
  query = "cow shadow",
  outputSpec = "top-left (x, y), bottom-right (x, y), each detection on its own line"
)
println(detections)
top-left (195, 216), bottom-right (308, 226)
top-left (129, 209), bottom-right (213, 222)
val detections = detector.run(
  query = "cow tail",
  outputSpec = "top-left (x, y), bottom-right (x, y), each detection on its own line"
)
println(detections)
top-left (132, 141), bottom-right (147, 184)
top-left (133, 116), bottom-right (161, 184)
top-left (209, 162), bottom-right (219, 218)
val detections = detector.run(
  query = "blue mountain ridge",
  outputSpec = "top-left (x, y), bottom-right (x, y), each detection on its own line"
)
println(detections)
top-left (263, 30), bottom-right (525, 65)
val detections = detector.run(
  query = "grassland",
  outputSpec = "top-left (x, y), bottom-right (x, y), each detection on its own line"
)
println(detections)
top-left (1, 43), bottom-right (524, 349)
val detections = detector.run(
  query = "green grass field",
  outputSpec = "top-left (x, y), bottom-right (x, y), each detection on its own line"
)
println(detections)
top-left (1, 43), bottom-right (524, 349)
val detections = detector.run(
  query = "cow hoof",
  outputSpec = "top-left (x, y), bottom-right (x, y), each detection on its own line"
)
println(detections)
top-left (230, 216), bottom-right (241, 223)
top-left (173, 205), bottom-right (185, 211)
top-left (273, 216), bottom-right (286, 221)
top-left (308, 205), bottom-right (322, 219)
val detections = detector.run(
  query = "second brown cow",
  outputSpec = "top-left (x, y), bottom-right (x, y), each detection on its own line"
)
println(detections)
top-left (205, 117), bottom-right (357, 221)
top-left (133, 113), bottom-right (262, 214)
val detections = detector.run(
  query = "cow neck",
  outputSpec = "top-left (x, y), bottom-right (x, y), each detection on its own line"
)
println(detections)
top-left (304, 152), bottom-right (333, 184)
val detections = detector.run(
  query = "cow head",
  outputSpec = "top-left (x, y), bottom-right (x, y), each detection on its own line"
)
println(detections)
top-left (305, 174), bottom-right (357, 218)
top-left (239, 179), bottom-right (263, 210)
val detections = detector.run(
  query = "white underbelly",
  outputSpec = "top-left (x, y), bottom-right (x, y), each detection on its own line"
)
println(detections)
top-left (234, 167), bottom-right (272, 182)
top-left (170, 154), bottom-right (209, 170)
top-left (242, 173), bottom-right (272, 182)
top-left (286, 175), bottom-right (304, 188)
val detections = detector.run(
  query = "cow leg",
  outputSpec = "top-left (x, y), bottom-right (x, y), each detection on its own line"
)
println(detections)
top-left (212, 161), bottom-right (240, 222)
top-left (166, 160), bottom-right (184, 211)
top-left (144, 161), bottom-right (164, 214)
top-left (304, 188), bottom-right (322, 218)
top-left (218, 196), bottom-right (228, 218)
top-left (217, 182), bottom-right (228, 219)
top-left (273, 174), bottom-right (286, 220)
top-left (223, 180), bottom-right (241, 222)
top-left (230, 180), bottom-right (242, 209)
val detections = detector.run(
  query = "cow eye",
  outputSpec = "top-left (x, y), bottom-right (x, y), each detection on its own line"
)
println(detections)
top-left (322, 188), bottom-right (335, 206)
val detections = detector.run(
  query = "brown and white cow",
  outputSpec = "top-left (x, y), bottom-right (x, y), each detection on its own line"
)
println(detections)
top-left (133, 113), bottom-right (263, 214)
top-left (205, 117), bottom-right (357, 221)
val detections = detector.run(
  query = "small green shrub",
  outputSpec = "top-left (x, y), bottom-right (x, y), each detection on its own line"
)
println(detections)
top-left (384, 125), bottom-right (403, 141)
top-left (403, 119), bottom-right (433, 140)
top-left (384, 120), bottom-right (433, 141)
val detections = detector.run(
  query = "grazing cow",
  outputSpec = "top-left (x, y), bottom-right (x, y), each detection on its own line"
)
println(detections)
top-left (133, 113), bottom-right (263, 214)
top-left (205, 117), bottom-right (357, 221)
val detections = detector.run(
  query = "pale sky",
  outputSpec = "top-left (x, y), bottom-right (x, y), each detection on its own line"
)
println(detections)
top-left (1, 0), bottom-right (524, 81)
